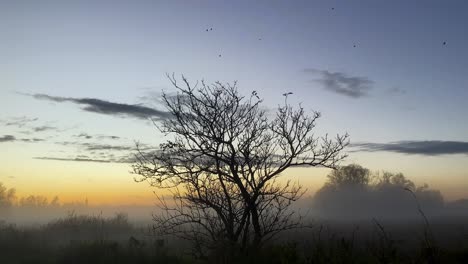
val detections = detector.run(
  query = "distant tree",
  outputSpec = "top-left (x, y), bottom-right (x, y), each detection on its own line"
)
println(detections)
top-left (414, 184), bottom-right (444, 210)
top-left (133, 75), bottom-right (349, 255)
top-left (314, 164), bottom-right (372, 217)
top-left (19, 195), bottom-right (49, 207)
top-left (0, 182), bottom-right (16, 209)
top-left (374, 171), bottom-right (415, 190)
top-left (50, 196), bottom-right (61, 207)
top-left (325, 163), bottom-right (370, 189)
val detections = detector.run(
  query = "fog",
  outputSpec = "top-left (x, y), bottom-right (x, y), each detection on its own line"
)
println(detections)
top-left (2, 165), bottom-right (468, 226)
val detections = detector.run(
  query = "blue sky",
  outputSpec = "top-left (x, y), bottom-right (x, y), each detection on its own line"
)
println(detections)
top-left (1, 0), bottom-right (467, 203)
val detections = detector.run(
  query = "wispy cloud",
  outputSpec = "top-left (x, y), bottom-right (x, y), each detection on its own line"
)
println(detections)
top-left (73, 133), bottom-right (120, 140)
top-left (351, 140), bottom-right (468, 156)
top-left (33, 125), bottom-right (57, 132)
top-left (1, 116), bottom-right (61, 133)
top-left (304, 69), bottom-right (374, 98)
top-left (34, 155), bottom-right (136, 163)
top-left (34, 156), bottom-right (113, 163)
top-left (0, 135), bottom-right (16, 142)
top-left (74, 133), bottom-right (93, 139)
top-left (28, 93), bottom-right (171, 120)
top-left (98, 135), bottom-right (120, 140)
top-left (2, 116), bottom-right (39, 127)
top-left (54, 141), bottom-right (137, 151)
top-left (82, 143), bottom-right (134, 151)
top-left (0, 135), bottom-right (44, 143)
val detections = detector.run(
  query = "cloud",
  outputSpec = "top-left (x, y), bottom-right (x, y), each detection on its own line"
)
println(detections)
top-left (34, 154), bottom-right (136, 163)
top-left (55, 141), bottom-right (136, 151)
top-left (74, 133), bottom-right (120, 140)
top-left (75, 133), bottom-right (93, 139)
top-left (0, 135), bottom-right (16, 142)
top-left (1, 116), bottom-right (61, 134)
top-left (351, 140), bottom-right (468, 156)
top-left (20, 138), bottom-right (45, 142)
top-left (2, 116), bottom-right (39, 127)
top-left (34, 157), bottom-right (113, 163)
top-left (33, 125), bottom-right (57, 132)
top-left (82, 143), bottom-right (134, 151)
top-left (29, 93), bottom-right (172, 120)
top-left (98, 135), bottom-right (120, 140)
top-left (0, 135), bottom-right (46, 143)
top-left (304, 69), bottom-right (374, 98)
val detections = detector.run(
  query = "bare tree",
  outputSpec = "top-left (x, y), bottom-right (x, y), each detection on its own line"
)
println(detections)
top-left (133, 74), bottom-right (348, 255)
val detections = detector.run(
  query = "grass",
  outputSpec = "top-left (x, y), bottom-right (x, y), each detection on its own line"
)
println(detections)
top-left (1, 214), bottom-right (468, 263)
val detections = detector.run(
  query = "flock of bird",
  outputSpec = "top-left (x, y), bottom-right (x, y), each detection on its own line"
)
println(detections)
top-left (205, 25), bottom-right (263, 58)
top-left (204, 6), bottom-right (447, 98)
top-left (205, 7), bottom-right (448, 57)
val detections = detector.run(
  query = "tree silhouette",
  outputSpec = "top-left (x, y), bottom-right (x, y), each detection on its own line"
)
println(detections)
top-left (324, 163), bottom-right (370, 189)
top-left (132, 74), bottom-right (349, 255)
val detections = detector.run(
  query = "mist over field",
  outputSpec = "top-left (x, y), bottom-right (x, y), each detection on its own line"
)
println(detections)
top-left (2, 169), bottom-right (468, 263)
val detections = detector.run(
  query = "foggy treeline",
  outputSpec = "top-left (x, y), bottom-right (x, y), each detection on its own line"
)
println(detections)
top-left (2, 165), bottom-right (468, 226)
top-left (0, 183), bottom-right (155, 225)
top-left (306, 164), bottom-right (468, 220)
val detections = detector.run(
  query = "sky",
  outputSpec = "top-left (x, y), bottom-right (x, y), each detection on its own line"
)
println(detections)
top-left (1, 0), bottom-right (467, 204)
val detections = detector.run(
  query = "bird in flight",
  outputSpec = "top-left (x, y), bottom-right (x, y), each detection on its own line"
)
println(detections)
top-left (282, 92), bottom-right (293, 96)
top-left (443, 41), bottom-right (447, 45)
top-left (353, 44), bottom-right (357, 48)
top-left (218, 54), bottom-right (222, 57)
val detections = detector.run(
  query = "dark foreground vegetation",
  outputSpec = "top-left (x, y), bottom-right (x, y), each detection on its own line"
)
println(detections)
top-left (1, 212), bottom-right (468, 264)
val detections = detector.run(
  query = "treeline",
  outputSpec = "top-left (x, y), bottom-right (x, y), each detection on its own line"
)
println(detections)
top-left (0, 183), bottom-right (88, 210)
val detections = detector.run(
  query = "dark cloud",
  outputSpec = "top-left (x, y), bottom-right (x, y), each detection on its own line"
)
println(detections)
top-left (30, 93), bottom-right (172, 120)
top-left (304, 69), bottom-right (373, 98)
top-left (82, 143), bottom-right (134, 151)
top-left (33, 125), bottom-right (57, 132)
top-left (351, 140), bottom-right (468, 156)
top-left (0, 135), bottom-right (45, 143)
top-left (0, 135), bottom-right (16, 142)
top-left (20, 138), bottom-right (45, 142)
